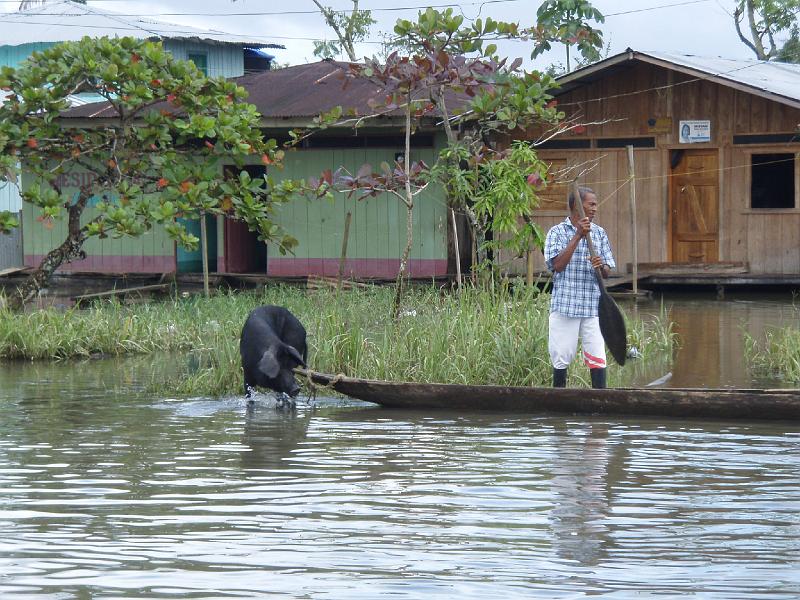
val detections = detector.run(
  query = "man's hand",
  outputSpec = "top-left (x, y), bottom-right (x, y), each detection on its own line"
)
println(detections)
top-left (590, 255), bottom-right (609, 278)
top-left (576, 217), bottom-right (591, 237)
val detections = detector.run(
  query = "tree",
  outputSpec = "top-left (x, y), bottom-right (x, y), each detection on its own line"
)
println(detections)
top-left (0, 37), bottom-right (299, 309)
top-left (733, 0), bottom-right (800, 60)
top-left (311, 0), bottom-right (376, 61)
top-left (531, 0), bottom-right (605, 72)
top-left (778, 24), bottom-right (800, 62)
top-left (304, 9), bottom-right (563, 318)
top-left (392, 10), bottom-right (562, 270)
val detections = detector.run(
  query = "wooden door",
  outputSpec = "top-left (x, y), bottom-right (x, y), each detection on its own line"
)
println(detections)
top-left (669, 149), bottom-right (719, 263)
top-left (224, 218), bottom-right (267, 273)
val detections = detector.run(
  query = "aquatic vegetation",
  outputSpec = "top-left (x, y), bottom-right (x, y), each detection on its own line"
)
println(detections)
top-left (744, 318), bottom-right (800, 384)
top-left (0, 285), bottom-right (676, 396)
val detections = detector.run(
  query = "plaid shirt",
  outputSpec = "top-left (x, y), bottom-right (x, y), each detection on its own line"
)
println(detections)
top-left (544, 217), bottom-right (616, 318)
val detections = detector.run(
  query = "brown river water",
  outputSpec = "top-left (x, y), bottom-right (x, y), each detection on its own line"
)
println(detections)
top-left (0, 294), bottom-right (798, 598)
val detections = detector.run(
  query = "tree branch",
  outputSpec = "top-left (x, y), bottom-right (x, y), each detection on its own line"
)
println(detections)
top-left (734, 4), bottom-right (761, 58)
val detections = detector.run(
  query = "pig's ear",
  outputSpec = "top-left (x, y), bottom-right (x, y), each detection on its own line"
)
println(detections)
top-left (258, 349), bottom-right (280, 378)
top-left (284, 344), bottom-right (306, 367)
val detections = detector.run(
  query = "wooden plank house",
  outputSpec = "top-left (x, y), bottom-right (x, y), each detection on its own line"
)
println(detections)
top-left (516, 49), bottom-right (800, 283)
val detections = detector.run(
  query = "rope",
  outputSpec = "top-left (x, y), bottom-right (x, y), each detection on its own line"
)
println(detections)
top-left (551, 155), bottom-right (796, 193)
top-left (299, 368), bottom-right (347, 396)
top-left (597, 176), bottom-right (633, 209)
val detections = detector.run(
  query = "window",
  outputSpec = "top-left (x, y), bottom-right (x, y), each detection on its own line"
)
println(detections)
top-left (750, 153), bottom-right (795, 209)
top-left (596, 137), bottom-right (656, 148)
top-left (734, 133), bottom-right (800, 145)
top-left (534, 139), bottom-right (591, 150)
top-left (187, 53), bottom-right (208, 75)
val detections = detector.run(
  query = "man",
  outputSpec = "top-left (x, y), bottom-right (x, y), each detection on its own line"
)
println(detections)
top-left (544, 186), bottom-right (615, 389)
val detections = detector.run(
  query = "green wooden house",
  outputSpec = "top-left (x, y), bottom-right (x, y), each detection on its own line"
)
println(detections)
top-left (39, 60), bottom-right (451, 280)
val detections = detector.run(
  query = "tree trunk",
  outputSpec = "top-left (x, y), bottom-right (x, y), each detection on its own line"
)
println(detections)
top-left (7, 197), bottom-right (88, 311)
top-left (392, 202), bottom-right (414, 321)
top-left (450, 208), bottom-right (461, 291)
top-left (7, 230), bottom-right (86, 310)
top-left (391, 98), bottom-right (414, 321)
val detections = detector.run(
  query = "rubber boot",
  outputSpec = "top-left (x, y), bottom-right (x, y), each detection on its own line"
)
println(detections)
top-left (553, 368), bottom-right (567, 388)
top-left (590, 367), bottom-right (607, 389)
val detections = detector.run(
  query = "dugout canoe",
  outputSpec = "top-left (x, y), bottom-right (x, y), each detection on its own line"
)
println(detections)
top-left (297, 369), bottom-right (800, 421)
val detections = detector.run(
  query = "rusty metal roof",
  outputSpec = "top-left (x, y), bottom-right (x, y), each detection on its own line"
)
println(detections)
top-left (234, 60), bottom-right (392, 120)
top-left (62, 60), bottom-right (463, 125)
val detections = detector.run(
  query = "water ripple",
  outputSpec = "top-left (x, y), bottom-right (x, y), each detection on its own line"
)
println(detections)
top-left (1, 362), bottom-right (799, 598)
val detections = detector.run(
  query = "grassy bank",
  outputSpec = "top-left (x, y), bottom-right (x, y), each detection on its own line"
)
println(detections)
top-left (0, 285), bottom-right (675, 395)
top-left (745, 319), bottom-right (800, 384)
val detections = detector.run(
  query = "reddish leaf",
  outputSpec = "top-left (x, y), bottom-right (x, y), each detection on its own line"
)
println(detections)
top-left (527, 173), bottom-right (543, 188)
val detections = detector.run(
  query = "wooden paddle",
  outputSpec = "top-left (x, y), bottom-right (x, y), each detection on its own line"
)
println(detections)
top-left (570, 180), bottom-right (627, 366)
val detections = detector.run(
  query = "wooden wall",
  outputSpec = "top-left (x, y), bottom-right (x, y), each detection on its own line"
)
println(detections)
top-left (163, 41), bottom-right (245, 78)
top-left (267, 145), bottom-right (448, 278)
top-left (505, 61), bottom-right (800, 276)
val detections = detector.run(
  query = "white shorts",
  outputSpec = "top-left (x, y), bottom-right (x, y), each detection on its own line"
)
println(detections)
top-left (548, 312), bottom-right (607, 370)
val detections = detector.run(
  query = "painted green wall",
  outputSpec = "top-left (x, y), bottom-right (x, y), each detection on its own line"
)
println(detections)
top-left (20, 172), bottom-right (175, 272)
top-left (1, 41), bottom-right (243, 78)
top-left (162, 41), bottom-right (244, 78)
top-left (268, 144), bottom-right (448, 264)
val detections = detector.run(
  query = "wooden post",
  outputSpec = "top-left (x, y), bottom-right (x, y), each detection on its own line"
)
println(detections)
top-left (626, 145), bottom-right (638, 297)
top-left (199, 211), bottom-right (209, 298)
top-left (450, 208), bottom-right (462, 291)
top-left (526, 250), bottom-right (534, 286)
top-left (337, 211), bottom-right (352, 290)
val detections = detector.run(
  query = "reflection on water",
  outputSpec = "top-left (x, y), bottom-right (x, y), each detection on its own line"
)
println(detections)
top-left (549, 423), bottom-right (619, 566)
top-left (631, 293), bottom-right (799, 388)
top-left (1, 358), bottom-right (799, 598)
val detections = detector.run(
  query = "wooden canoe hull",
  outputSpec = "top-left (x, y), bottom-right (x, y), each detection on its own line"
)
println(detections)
top-left (298, 370), bottom-right (800, 420)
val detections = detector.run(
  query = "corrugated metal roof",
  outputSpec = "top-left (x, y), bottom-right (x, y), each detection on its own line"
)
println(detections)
top-left (0, 0), bottom-right (283, 48)
top-left (62, 60), bottom-right (466, 123)
top-left (555, 49), bottom-right (800, 109)
top-left (235, 61), bottom-right (391, 120)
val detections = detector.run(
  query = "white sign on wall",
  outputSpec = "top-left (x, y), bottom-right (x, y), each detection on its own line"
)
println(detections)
top-left (679, 120), bottom-right (711, 144)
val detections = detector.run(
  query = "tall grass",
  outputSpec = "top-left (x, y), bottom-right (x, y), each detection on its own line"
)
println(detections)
top-left (155, 285), bottom-right (675, 396)
top-left (744, 321), bottom-right (800, 384)
top-left (0, 284), bottom-right (676, 396)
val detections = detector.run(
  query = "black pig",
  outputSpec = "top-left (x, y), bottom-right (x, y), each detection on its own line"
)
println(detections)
top-left (240, 305), bottom-right (307, 399)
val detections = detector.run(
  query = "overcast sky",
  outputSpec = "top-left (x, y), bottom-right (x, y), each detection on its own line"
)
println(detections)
top-left (5, 0), bottom-right (783, 69)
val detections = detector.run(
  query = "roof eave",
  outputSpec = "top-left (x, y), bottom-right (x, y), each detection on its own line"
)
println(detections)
top-left (58, 114), bottom-right (439, 131)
